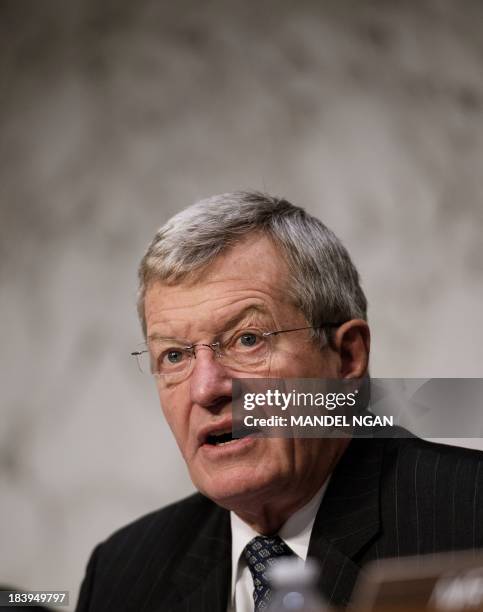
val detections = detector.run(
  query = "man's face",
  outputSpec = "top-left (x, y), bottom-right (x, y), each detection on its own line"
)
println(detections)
top-left (144, 234), bottom-right (346, 513)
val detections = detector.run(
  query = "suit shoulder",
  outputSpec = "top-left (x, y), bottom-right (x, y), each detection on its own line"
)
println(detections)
top-left (77, 493), bottom-right (229, 610)
top-left (385, 435), bottom-right (483, 464)
top-left (382, 435), bottom-right (483, 493)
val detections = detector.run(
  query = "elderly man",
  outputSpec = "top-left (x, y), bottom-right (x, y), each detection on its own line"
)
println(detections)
top-left (77, 192), bottom-right (483, 612)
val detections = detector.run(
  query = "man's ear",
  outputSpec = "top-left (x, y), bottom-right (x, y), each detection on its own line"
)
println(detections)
top-left (332, 319), bottom-right (370, 378)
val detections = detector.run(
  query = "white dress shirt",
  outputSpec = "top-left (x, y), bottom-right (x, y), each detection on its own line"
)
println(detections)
top-left (227, 478), bottom-right (330, 612)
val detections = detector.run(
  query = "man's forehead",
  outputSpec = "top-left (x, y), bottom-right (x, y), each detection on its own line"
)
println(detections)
top-left (144, 277), bottom-right (286, 324)
top-left (144, 235), bottom-right (295, 334)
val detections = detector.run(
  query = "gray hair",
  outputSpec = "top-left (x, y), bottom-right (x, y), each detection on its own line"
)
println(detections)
top-left (137, 191), bottom-right (367, 338)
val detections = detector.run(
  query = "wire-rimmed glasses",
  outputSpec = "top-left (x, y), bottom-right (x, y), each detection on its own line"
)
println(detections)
top-left (131, 322), bottom-right (345, 384)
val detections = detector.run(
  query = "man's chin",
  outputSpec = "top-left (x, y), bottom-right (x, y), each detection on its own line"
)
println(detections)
top-left (192, 469), bottom-right (280, 511)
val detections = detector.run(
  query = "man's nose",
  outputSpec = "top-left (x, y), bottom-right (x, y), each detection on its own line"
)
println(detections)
top-left (189, 346), bottom-right (232, 410)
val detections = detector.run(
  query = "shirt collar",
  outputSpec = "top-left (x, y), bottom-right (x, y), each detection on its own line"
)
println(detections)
top-left (230, 476), bottom-right (330, 601)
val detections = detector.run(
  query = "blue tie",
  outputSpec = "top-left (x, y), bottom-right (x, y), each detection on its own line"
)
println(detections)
top-left (243, 535), bottom-right (295, 610)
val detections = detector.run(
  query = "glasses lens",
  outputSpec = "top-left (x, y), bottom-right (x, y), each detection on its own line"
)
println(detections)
top-left (146, 340), bottom-right (192, 380)
top-left (221, 330), bottom-right (271, 372)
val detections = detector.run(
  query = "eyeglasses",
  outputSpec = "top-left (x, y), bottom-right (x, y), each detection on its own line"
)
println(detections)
top-left (131, 322), bottom-right (345, 384)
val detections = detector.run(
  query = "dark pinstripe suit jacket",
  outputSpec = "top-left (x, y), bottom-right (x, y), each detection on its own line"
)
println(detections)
top-left (76, 435), bottom-right (483, 611)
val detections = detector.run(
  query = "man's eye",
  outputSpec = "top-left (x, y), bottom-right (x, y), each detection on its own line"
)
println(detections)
top-left (163, 350), bottom-right (185, 364)
top-left (238, 333), bottom-right (259, 347)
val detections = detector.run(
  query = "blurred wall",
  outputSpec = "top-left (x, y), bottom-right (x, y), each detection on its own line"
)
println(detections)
top-left (1, 0), bottom-right (482, 608)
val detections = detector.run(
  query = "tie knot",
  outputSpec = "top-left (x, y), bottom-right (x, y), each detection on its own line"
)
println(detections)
top-left (243, 535), bottom-right (294, 597)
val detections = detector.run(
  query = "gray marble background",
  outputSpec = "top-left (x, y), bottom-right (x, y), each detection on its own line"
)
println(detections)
top-left (1, 0), bottom-right (482, 607)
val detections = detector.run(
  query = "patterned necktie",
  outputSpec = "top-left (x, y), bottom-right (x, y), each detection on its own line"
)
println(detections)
top-left (243, 535), bottom-right (295, 610)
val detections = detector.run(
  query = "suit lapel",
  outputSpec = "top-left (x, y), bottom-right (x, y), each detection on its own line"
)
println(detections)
top-left (309, 437), bottom-right (384, 606)
top-left (170, 505), bottom-right (231, 612)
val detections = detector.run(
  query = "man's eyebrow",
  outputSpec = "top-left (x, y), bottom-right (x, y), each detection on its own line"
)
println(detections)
top-left (147, 333), bottom-right (187, 343)
top-left (219, 304), bottom-right (271, 332)
top-left (146, 305), bottom-right (271, 343)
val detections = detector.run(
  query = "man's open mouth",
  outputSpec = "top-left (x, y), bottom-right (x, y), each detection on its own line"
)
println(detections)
top-left (206, 429), bottom-right (236, 446)
top-left (200, 419), bottom-right (257, 448)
